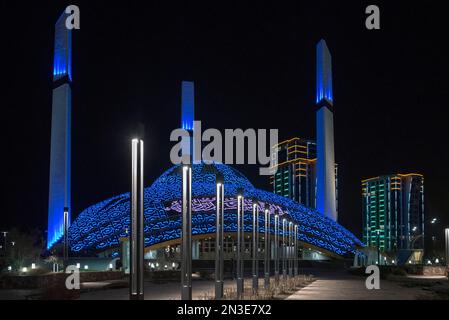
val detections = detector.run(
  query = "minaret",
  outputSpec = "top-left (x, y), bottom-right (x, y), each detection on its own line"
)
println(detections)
top-left (315, 39), bottom-right (337, 221)
top-left (47, 12), bottom-right (72, 249)
top-left (181, 81), bottom-right (195, 131)
top-left (181, 81), bottom-right (195, 163)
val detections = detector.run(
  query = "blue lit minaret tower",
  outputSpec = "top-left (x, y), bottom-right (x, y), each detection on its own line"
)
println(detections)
top-left (47, 12), bottom-right (72, 249)
top-left (315, 39), bottom-right (337, 222)
top-left (181, 81), bottom-right (195, 162)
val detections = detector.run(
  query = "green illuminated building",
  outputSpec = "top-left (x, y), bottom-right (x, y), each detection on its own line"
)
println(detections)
top-left (270, 137), bottom-right (338, 211)
top-left (362, 173), bottom-right (425, 255)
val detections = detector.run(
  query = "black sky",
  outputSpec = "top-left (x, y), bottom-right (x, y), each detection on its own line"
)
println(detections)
top-left (1, 1), bottom-right (449, 243)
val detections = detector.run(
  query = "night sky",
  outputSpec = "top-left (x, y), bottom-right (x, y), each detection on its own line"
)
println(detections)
top-left (1, 1), bottom-right (448, 244)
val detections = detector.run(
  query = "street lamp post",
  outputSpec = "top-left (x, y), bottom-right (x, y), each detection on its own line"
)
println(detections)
top-left (215, 175), bottom-right (224, 299)
top-left (288, 221), bottom-right (293, 278)
top-left (445, 228), bottom-right (449, 267)
top-left (376, 229), bottom-right (380, 265)
top-left (2, 231), bottom-right (8, 257)
top-left (274, 213), bottom-right (279, 285)
top-left (294, 224), bottom-right (298, 277)
top-left (282, 218), bottom-right (287, 281)
top-left (63, 207), bottom-right (69, 268)
top-left (236, 189), bottom-right (244, 299)
top-left (264, 206), bottom-right (270, 289)
top-left (181, 164), bottom-right (192, 300)
top-left (252, 200), bottom-right (259, 294)
top-left (130, 138), bottom-right (144, 300)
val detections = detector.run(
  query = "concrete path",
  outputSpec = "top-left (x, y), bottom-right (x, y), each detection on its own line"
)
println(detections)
top-left (287, 270), bottom-right (436, 300)
top-left (78, 279), bottom-right (238, 300)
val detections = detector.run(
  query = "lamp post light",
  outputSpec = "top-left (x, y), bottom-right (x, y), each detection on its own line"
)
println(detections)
top-left (445, 228), bottom-right (449, 267)
top-left (215, 175), bottom-right (224, 300)
top-left (264, 206), bottom-right (270, 290)
top-left (2, 231), bottom-right (7, 256)
top-left (294, 224), bottom-right (298, 277)
top-left (63, 207), bottom-right (69, 268)
top-left (181, 164), bottom-right (192, 300)
top-left (236, 189), bottom-right (245, 299)
top-left (252, 200), bottom-right (259, 294)
top-left (130, 138), bottom-right (144, 300)
top-left (376, 229), bottom-right (381, 265)
top-left (274, 213), bottom-right (279, 285)
top-left (282, 218), bottom-right (287, 281)
top-left (288, 221), bottom-right (293, 278)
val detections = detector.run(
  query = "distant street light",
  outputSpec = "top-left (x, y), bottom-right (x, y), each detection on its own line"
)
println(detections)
top-left (264, 206), bottom-right (270, 289)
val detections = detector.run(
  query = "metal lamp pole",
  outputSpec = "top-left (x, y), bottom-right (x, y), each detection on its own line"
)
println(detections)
top-left (264, 206), bottom-right (270, 289)
top-left (236, 189), bottom-right (244, 299)
top-left (130, 138), bottom-right (144, 300)
top-left (252, 200), bottom-right (259, 294)
top-left (288, 221), bottom-right (293, 278)
top-left (215, 174), bottom-right (224, 299)
top-left (63, 207), bottom-right (69, 268)
top-left (445, 228), bottom-right (449, 267)
top-left (294, 224), bottom-right (298, 277)
top-left (181, 164), bottom-right (192, 300)
top-left (274, 213), bottom-right (279, 285)
top-left (282, 218), bottom-right (287, 281)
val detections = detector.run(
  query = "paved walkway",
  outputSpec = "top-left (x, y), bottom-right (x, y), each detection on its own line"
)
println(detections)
top-left (79, 279), bottom-right (239, 300)
top-left (287, 270), bottom-right (437, 300)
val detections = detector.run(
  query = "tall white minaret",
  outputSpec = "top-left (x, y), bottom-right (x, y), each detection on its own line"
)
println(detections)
top-left (315, 39), bottom-right (337, 221)
top-left (47, 11), bottom-right (72, 248)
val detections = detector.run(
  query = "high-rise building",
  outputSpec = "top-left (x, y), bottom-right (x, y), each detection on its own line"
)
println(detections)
top-left (316, 39), bottom-right (337, 222)
top-left (47, 12), bottom-right (72, 249)
top-left (361, 173), bottom-right (425, 254)
top-left (270, 137), bottom-right (338, 211)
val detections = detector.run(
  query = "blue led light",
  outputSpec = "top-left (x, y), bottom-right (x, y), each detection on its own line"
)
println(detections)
top-left (181, 81), bottom-right (194, 130)
top-left (53, 12), bottom-right (72, 82)
top-left (68, 163), bottom-right (363, 256)
top-left (316, 40), bottom-right (333, 104)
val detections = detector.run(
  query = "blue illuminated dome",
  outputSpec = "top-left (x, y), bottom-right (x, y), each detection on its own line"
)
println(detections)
top-left (68, 162), bottom-right (363, 256)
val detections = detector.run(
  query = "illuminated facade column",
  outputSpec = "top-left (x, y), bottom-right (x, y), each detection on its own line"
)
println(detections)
top-left (130, 138), bottom-right (144, 300)
top-left (252, 200), bottom-right (259, 294)
top-left (316, 39), bottom-right (337, 222)
top-left (47, 11), bottom-right (72, 249)
top-left (264, 206), bottom-right (271, 289)
top-left (236, 189), bottom-right (245, 299)
top-left (215, 175), bottom-right (224, 299)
